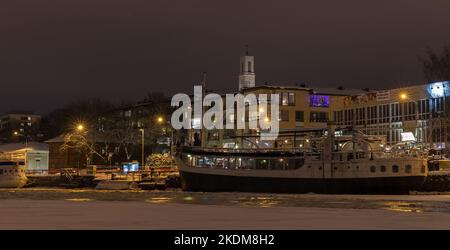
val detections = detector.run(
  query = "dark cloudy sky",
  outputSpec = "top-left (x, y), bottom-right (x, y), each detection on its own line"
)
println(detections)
top-left (1, 0), bottom-right (450, 114)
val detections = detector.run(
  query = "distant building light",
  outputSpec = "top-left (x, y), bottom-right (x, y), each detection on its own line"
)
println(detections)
top-left (428, 81), bottom-right (449, 98)
top-left (401, 132), bottom-right (416, 142)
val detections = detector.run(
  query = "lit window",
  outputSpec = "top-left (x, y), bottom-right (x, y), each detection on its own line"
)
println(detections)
top-left (281, 93), bottom-right (289, 106)
top-left (288, 93), bottom-right (295, 105)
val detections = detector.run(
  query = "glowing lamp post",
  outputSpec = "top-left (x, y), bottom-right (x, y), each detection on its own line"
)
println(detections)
top-left (76, 124), bottom-right (85, 132)
top-left (157, 115), bottom-right (174, 155)
top-left (13, 131), bottom-right (28, 148)
top-left (139, 128), bottom-right (145, 167)
top-left (399, 93), bottom-right (420, 146)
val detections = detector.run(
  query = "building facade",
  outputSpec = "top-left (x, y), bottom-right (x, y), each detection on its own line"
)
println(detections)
top-left (185, 51), bottom-right (450, 154)
top-left (333, 81), bottom-right (450, 151)
top-left (0, 142), bottom-right (49, 173)
top-left (0, 111), bottom-right (41, 143)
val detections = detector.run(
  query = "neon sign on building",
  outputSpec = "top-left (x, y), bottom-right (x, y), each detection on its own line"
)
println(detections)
top-left (309, 95), bottom-right (330, 107)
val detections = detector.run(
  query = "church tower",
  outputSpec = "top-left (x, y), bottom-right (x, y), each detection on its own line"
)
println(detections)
top-left (238, 45), bottom-right (255, 90)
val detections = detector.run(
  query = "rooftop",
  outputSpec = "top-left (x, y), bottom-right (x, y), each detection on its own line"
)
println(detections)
top-left (242, 84), bottom-right (369, 96)
top-left (0, 142), bottom-right (49, 152)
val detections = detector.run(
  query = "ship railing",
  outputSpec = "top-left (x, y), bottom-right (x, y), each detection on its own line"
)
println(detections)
top-left (181, 146), bottom-right (305, 154)
top-left (25, 170), bottom-right (49, 175)
top-left (330, 150), bottom-right (427, 161)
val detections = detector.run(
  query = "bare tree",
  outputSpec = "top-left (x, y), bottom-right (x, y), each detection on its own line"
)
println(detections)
top-left (60, 130), bottom-right (107, 165)
top-left (421, 44), bottom-right (450, 82)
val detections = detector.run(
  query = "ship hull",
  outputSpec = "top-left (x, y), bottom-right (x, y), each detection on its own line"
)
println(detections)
top-left (180, 170), bottom-right (426, 194)
top-left (0, 176), bottom-right (28, 188)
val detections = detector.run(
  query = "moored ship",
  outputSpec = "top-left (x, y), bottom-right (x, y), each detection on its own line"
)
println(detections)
top-left (0, 160), bottom-right (28, 188)
top-left (176, 126), bottom-right (428, 194)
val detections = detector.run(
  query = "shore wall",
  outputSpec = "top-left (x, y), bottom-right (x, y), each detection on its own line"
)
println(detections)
top-left (26, 175), bottom-right (98, 188)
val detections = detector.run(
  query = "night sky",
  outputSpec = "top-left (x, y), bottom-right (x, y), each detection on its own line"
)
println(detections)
top-left (1, 0), bottom-right (450, 114)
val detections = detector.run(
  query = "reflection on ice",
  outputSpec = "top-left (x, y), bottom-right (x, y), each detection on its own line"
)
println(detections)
top-left (146, 197), bottom-right (173, 204)
top-left (230, 196), bottom-right (281, 208)
top-left (382, 201), bottom-right (424, 213)
top-left (65, 198), bottom-right (94, 202)
top-left (2, 188), bottom-right (450, 214)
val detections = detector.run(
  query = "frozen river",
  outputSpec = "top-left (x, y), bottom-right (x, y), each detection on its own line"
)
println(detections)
top-left (1, 188), bottom-right (450, 229)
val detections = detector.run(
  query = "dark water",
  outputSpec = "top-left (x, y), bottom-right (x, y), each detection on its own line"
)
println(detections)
top-left (2, 188), bottom-right (450, 213)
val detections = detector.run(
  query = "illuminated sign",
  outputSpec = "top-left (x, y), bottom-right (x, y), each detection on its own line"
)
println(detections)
top-left (376, 90), bottom-right (390, 101)
top-left (428, 81), bottom-right (449, 98)
top-left (401, 132), bottom-right (416, 142)
top-left (309, 95), bottom-right (329, 107)
top-left (123, 162), bottom-right (139, 173)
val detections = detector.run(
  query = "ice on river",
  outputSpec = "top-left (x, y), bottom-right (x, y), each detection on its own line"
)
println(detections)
top-left (1, 189), bottom-right (450, 229)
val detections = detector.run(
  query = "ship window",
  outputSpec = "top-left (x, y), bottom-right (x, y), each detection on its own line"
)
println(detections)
top-left (347, 153), bottom-right (353, 161)
top-left (380, 165), bottom-right (386, 172)
top-left (405, 165), bottom-right (412, 173)
top-left (392, 165), bottom-right (399, 173)
top-left (370, 166), bottom-right (376, 173)
top-left (0, 169), bottom-right (3, 175)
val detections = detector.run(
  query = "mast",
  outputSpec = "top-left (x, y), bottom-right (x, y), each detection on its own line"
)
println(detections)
top-left (201, 72), bottom-right (207, 148)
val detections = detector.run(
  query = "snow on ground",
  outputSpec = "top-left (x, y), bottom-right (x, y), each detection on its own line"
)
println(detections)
top-left (1, 199), bottom-right (450, 229)
top-left (1, 189), bottom-right (450, 229)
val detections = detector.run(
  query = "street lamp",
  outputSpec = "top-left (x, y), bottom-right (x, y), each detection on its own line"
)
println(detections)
top-left (139, 128), bottom-right (145, 167)
top-left (76, 124), bottom-right (84, 131)
top-left (13, 131), bottom-right (28, 148)
top-left (156, 115), bottom-right (174, 155)
top-left (399, 93), bottom-right (421, 147)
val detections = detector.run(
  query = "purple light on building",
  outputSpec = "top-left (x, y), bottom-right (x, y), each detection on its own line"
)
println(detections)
top-left (310, 95), bottom-right (330, 107)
